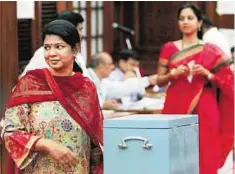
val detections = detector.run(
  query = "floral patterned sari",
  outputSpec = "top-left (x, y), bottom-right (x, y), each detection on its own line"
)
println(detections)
top-left (159, 42), bottom-right (234, 174)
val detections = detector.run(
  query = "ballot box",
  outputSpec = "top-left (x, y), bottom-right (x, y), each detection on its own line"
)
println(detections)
top-left (104, 114), bottom-right (199, 174)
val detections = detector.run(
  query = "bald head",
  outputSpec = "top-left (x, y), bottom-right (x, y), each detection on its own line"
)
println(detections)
top-left (100, 52), bottom-right (113, 62)
top-left (89, 52), bottom-right (114, 78)
top-left (89, 52), bottom-right (111, 68)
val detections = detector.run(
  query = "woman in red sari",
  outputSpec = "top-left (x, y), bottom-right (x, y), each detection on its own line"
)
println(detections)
top-left (157, 3), bottom-right (234, 174)
top-left (1, 20), bottom-right (103, 174)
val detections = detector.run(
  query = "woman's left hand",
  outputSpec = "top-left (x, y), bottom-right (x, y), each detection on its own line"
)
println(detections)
top-left (170, 65), bottom-right (189, 78)
top-left (191, 64), bottom-right (213, 80)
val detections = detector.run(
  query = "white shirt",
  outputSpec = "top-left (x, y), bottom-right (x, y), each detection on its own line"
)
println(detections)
top-left (108, 67), bottom-right (146, 103)
top-left (87, 68), bottom-right (150, 107)
top-left (108, 68), bottom-right (125, 81)
top-left (203, 27), bottom-right (231, 57)
top-left (21, 47), bottom-right (89, 77)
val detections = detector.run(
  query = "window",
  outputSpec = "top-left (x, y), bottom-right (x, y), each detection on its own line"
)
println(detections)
top-left (72, 1), bottom-right (104, 63)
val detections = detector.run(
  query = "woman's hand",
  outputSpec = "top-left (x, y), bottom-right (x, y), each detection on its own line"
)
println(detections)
top-left (170, 65), bottom-right (189, 78)
top-left (191, 64), bottom-right (214, 80)
top-left (35, 139), bottom-right (77, 168)
top-left (148, 74), bottom-right (158, 85)
top-left (102, 99), bottom-right (120, 110)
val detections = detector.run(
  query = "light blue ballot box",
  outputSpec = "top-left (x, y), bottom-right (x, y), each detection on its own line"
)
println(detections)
top-left (104, 114), bottom-right (199, 174)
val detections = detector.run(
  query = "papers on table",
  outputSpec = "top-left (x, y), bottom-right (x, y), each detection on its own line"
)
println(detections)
top-left (119, 96), bottom-right (165, 110)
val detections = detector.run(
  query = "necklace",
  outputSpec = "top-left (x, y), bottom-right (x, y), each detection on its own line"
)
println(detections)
top-left (181, 39), bottom-right (200, 49)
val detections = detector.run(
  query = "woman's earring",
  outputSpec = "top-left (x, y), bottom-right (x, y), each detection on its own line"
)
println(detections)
top-left (198, 26), bottom-right (201, 31)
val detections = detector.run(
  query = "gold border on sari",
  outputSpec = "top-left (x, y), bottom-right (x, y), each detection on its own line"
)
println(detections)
top-left (187, 88), bottom-right (203, 114)
top-left (212, 57), bottom-right (233, 73)
top-left (170, 44), bottom-right (204, 64)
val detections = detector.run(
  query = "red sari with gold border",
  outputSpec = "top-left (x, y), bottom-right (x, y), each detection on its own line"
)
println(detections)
top-left (159, 42), bottom-right (234, 174)
top-left (4, 68), bottom-right (103, 174)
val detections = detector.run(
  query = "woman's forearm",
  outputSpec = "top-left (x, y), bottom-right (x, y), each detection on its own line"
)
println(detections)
top-left (34, 138), bottom-right (77, 166)
top-left (34, 138), bottom-right (50, 152)
top-left (157, 72), bottom-right (171, 87)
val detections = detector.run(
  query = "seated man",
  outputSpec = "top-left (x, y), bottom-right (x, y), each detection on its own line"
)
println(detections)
top-left (109, 49), bottom-right (140, 81)
top-left (87, 52), bottom-right (158, 110)
top-left (108, 49), bottom-right (145, 103)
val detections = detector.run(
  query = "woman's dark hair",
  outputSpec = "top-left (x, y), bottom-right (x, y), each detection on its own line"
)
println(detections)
top-left (73, 62), bottom-right (83, 73)
top-left (177, 3), bottom-right (203, 39)
top-left (177, 3), bottom-right (203, 21)
top-left (202, 15), bottom-right (213, 28)
top-left (57, 11), bottom-right (84, 26)
top-left (42, 19), bottom-right (80, 49)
